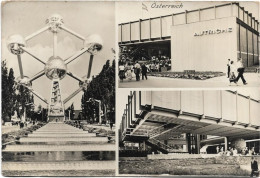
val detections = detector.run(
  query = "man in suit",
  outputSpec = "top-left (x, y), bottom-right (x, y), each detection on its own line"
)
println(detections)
top-left (230, 58), bottom-right (247, 85)
top-left (141, 64), bottom-right (148, 80)
top-left (227, 59), bottom-right (231, 78)
top-left (251, 156), bottom-right (259, 177)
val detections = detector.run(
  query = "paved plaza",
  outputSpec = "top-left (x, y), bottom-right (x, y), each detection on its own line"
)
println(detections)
top-left (119, 73), bottom-right (260, 88)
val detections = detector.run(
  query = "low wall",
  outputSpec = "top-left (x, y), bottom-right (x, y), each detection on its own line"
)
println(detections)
top-left (148, 153), bottom-right (218, 160)
top-left (214, 155), bottom-right (260, 165)
top-left (119, 155), bottom-right (260, 175)
top-left (119, 157), bottom-right (147, 161)
top-left (147, 153), bottom-right (260, 165)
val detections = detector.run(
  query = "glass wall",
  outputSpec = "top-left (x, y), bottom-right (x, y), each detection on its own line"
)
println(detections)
top-left (237, 23), bottom-right (259, 67)
top-left (248, 31), bottom-right (253, 66)
top-left (253, 34), bottom-right (258, 65)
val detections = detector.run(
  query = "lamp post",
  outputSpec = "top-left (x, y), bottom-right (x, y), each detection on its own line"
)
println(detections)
top-left (87, 98), bottom-right (102, 124)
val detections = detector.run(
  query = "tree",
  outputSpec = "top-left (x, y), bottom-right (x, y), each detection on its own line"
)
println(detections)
top-left (2, 60), bottom-right (17, 122)
top-left (81, 59), bottom-right (115, 124)
top-left (16, 84), bottom-right (34, 120)
top-left (70, 103), bottom-right (75, 120)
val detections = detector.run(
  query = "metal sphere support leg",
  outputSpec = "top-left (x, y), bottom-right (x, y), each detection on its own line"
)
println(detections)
top-left (87, 55), bottom-right (94, 78)
top-left (17, 54), bottom-right (24, 78)
top-left (53, 32), bottom-right (58, 57)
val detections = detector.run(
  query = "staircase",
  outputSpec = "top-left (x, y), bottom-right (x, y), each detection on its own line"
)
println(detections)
top-left (145, 138), bottom-right (174, 154)
top-left (2, 122), bottom-right (115, 176)
top-left (149, 123), bottom-right (179, 138)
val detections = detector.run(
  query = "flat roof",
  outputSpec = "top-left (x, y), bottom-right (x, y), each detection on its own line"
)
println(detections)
top-left (119, 2), bottom-right (259, 25)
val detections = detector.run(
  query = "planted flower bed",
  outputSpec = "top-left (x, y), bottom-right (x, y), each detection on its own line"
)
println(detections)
top-left (148, 71), bottom-right (225, 80)
top-left (2, 122), bottom-right (46, 145)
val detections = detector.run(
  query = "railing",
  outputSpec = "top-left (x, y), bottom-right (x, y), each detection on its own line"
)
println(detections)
top-left (149, 124), bottom-right (168, 138)
top-left (148, 138), bottom-right (174, 152)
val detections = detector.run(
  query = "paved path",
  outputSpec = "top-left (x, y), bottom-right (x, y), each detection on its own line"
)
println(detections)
top-left (2, 124), bottom-right (33, 134)
top-left (119, 73), bottom-right (260, 88)
top-left (2, 122), bottom-right (116, 176)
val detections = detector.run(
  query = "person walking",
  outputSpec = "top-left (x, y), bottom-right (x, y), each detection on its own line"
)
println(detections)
top-left (229, 61), bottom-right (237, 84)
top-left (251, 156), bottom-right (259, 177)
top-left (109, 122), bottom-right (113, 130)
top-left (231, 58), bottom-right (247, 85)
top-left (227, 59), bottom-right (231, 78)
top-left (141, 64), bottom-right (148, 80)
top-left (119, 64), bottom-right (125, 82)
top-left (134, 61), bottom-right (141, 81)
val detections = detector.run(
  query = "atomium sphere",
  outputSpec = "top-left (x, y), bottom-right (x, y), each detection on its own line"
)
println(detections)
top-left (46, 14), bottom-right (64, 33)
top-left (84, 34), bottom-right (103, 55)
top-left (7, 34), bottom-right (26, 55)
top-left (44, 56), bottom-right (67, 80)
top-left (79, 78), bottom-right (91, 90)
top-left (17, 76), bottom-right (32, 87)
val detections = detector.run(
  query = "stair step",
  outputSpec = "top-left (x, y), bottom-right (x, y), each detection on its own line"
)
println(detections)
top-left (28, 133), bottom-right (96, 137)
top-left (2, 161), bottom-right (116, 171)
top-left (19, 137), bottom-right (108, 143)
top-left (2, 170), bottom-right (115, 176)
top-left (3, 144), bottom-right (115, 152)
top-left (33, 131), bottom-right (87, 134)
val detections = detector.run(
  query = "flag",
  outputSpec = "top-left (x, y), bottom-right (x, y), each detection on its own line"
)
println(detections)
top-left (142, 2), bottom-right (148, 11)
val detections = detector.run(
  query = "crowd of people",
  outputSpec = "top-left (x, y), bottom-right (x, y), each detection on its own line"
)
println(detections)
top-left (119, 61), bottom-right (148, 82)
top-left (216, 146), bottom-right (257, 156)
top-left (118, 56), bottom-right (171, 82)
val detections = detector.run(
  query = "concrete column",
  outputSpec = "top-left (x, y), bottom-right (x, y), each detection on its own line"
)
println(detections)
top-left (186, 133), bottom-right (191, 154)
top-left (195, 134), bottom-right (201, 154)
top-left (143, 141), bottom-right (146, 151)
top-left (224, 137), bottom-right (228, 151)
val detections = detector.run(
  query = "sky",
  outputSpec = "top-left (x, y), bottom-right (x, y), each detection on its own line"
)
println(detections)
top-left (2, 1), bottom-right (115, 110)
top-left (116, 1), bottom-right (259, 23)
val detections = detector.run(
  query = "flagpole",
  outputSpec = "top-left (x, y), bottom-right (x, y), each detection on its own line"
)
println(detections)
top-left (141, 2), bottom-right (143, 19)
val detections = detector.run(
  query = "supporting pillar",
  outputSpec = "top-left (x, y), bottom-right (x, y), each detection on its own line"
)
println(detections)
top-left (186, 133), bottom-right (191, 154)
top-left (224, 137), bottom-right (228, 151)
top-left (196, 134), bottom-right (201, 154)
top-left (17, 54), bottom-right (24, 78)
top-left (48, 79), bottom-right (65, 122)
top-left (53, 32), bottom-right (58, 57)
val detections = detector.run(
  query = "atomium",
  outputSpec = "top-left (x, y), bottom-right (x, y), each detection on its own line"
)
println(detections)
top-left (8, 14), bottom-right (103, 122)
top-left (17, 76), bottom-right (32, 87)
top-left (79, 78), bottom-right (91, 90)
top-left (46, 14), bottom-right (64, 33)
top-left (7, 34), bottom-right (26, 55)
top-left (44, 56), bottom-right (67, 80)
top-left (85, 34), bottom-right (103, 55)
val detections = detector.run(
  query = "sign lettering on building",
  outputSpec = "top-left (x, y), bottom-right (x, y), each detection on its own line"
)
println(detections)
top-left (194, 28), bottom-right (232, 37)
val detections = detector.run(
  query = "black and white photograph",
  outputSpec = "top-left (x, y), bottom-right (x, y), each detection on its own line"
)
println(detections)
top-left (117, 1), bottom-right (259, 88)
top-left (118, 89), bottom-right (260, 176)
top-left (2, 1), bottom-right (116, 176)
top-left (1, 0), bottom-right (260, 177)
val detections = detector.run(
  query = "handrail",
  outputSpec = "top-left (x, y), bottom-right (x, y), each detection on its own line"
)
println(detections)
top-left (148, 137), bottom-right (174, 151)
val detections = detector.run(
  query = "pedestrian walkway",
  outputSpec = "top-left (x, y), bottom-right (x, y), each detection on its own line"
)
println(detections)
top-left (119, 73), bottom-right (260, 88)
top-left (2, 122), bottom-right (116, 176)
